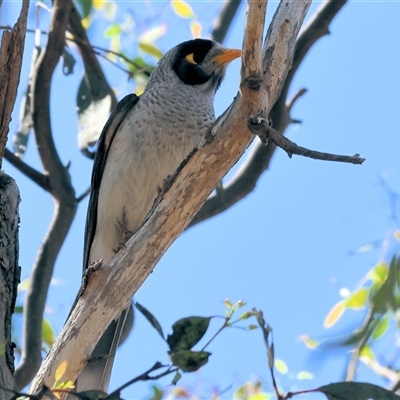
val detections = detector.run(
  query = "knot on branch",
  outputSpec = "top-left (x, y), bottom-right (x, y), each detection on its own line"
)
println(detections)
top-left (243, 75), bottom-right (264, 91)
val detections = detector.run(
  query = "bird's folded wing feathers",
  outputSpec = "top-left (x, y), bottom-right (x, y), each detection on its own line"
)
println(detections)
top-left (83, 93), bottom-right (140, 271)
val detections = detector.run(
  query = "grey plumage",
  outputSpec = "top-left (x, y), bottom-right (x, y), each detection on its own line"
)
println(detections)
top-left (72, 39), bottom-right (241, 393)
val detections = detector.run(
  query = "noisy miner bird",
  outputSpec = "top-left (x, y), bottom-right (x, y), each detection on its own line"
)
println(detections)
top-left (74, 39), bottom-right (241, 393)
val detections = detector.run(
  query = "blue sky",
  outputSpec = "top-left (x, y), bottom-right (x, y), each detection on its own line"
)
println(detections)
top-left (3, 1), bottom-right (400, 399)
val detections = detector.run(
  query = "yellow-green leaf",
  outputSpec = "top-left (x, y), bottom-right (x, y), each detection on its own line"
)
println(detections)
top-left (42, 318), bottom-right (55, 347)
top-left (324, 301), bottom-right (345, 328)
top-left (92, 0), bottom-right (105, 10)
top-left (367, 262), bottom-right (388, 284)
top-left (297, 371), bottom-right (313, 380)
top-left (54, 361), bottom-right (67, 384)
top-left (372, 315), bottom-right (389, 340)
top-left (138, 42), bottom-right (163, 60)
top-left (248, 393), bottom-right (270, 400)
top-left (171, 0), bottom-right (195, 19)
top-left (300, 335), bottom-right (319, 349)
top-left (18, 278), bottom-right (30, 292)
top-left (224, 298), bottom-right (233, 308)
top-left (359, 345), bottom-right (375, 361)
top-left (275, 359), bottom-right (288, 374)
top-left (345, 288), bottom-right (368, 309)
top-left (190, 21), bottom-right (202, 38)
top-left (139, 25), bottom-right (166, 44)
top-left (239, 311), bottom-right (253, 320)
top-left (104, 23), bottom-right (122, 39)
top-left (81, 15), bottom-right (91, 29)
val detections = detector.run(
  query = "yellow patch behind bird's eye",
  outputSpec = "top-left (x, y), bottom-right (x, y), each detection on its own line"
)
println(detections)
top-left (185, 53), bottom-right (196, 64)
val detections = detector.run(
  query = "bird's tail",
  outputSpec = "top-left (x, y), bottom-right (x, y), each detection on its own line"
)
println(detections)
top-left (66, 305), bottom-right (134, 398)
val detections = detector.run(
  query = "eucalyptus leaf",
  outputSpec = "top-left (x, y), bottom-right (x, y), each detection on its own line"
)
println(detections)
top-left (169, 350), bottom-right (210, 372)
top-left (135, 302), bottom-right (164, 340)
top-left (166, 316), bottom-right (211, 352)
top-left (317, 382), bottom-right (400, 400)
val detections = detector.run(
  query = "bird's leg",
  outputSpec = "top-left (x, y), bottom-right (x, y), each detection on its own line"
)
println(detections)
top-left (79, 259), bottom-right (103, 296)
top-left (113, 230), bottom-right (133, 253)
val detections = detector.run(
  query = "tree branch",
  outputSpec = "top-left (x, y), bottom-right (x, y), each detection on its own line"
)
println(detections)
top-left (190, 0), bottom-right (348, 228)
top-left (15, 0), bottom-right (78, 390)
top-left (248, 119), bottom-right (364, 164)
top-left (29, 1), bottom-right (312, 395)
top-left (0, 1), bottom-right (29, 397)
top-left (211, 0), bottom-right (243, 43)
top-left (4, 149), bottom-right (50, 192)
top-left (0, 0), bottom-right (30, 167)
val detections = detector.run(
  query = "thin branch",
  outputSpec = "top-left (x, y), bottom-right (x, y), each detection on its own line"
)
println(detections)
top-left (211, 0), bottom-right (243, 43)
top-left (4, 149), bottom-right (50, 192)
top-left (76, 186), bottom-right (90, 203)
top-left (190, 0), bottom-right (348, 228)
top-left (249, 118), bottom-right (364, 164)
top-left (15, 0), bottom-right (78, 390)
top-left (68, 2), bottom-right (117, 108)
top-left (106, 362), bottom-right (173, 398)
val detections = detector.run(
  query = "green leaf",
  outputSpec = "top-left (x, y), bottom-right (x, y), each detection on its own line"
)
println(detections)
top-left (274, 359), bottom-right (288, 374)
top-left (248, 393), bottom-right (270, 400)
top-left (368, 262), bottom-right (388, 284)
top-left (76, 0), bottom-right (92, 18)
top-left (42, 318), bottom-right (55, 347)
top-left (317, 382), bottom-right (400, 400)
top-left (167, 316), bottom-right (211, 351)
top-left (372, 315), bottom-right (389, 340)
top-left (148, 385), bottom-right (164, 400)
top-left (344, 288), bottom-right (368, 309)
top-left (171, 371), bottom-right (182, 385)
top-left (104, 23), bottom-right (122, 38)
top-left (74, 389), bottom-right (108, 399)
top-left (239, 311), bottom-right (253, 320)
top-left (169, 350), bottom-right (210, 372)
top-left (14, 305), bottom-right (23, 314)
top-left (135, 302), bottom-right (164, 340)
top-left (359, 344), bottom-right (375, 361)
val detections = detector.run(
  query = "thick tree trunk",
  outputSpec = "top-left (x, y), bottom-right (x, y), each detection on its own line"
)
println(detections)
top-left (0, 172), bottom-right (20, 399)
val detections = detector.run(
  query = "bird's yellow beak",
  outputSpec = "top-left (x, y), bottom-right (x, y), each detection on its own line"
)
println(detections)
top-left (212, 48), bottom-right (242, 65)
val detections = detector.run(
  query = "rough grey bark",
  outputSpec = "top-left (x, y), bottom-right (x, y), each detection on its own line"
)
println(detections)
top-left (0, 0), bottom-right (29, 396)
top-left (0, 172), bottom-right (20, 399)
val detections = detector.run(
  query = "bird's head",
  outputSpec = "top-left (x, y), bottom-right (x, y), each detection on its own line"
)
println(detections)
top-left (148, 39), bottom-right (241, 95)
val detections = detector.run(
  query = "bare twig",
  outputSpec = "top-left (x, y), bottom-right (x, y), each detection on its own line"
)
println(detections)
top-left (4, 149), bottom-right (50, 192)
top-left (190, 0), bottom-right (349, 228)
top-left (14, 0), bottom-right (77, 390)
top-left (249, 117), bottom-right (364, 164)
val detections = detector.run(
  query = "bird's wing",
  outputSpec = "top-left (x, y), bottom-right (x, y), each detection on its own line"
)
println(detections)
top-left (83, 93), bottom-right (140, 271)
top-left (66, 94), bottom-right (139, 397)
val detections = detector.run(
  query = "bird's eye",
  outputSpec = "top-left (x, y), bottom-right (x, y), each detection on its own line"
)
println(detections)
top-left (185, 52), bottom-right (206, 64)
